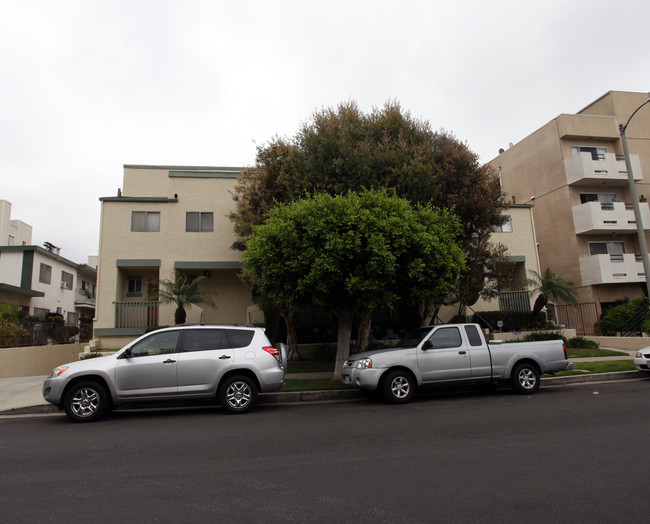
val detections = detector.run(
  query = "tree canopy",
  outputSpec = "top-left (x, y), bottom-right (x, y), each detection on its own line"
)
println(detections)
top-left (241, 189), bottom-right (465, 377)
top-left (231, 101), bottom-right (509, 318)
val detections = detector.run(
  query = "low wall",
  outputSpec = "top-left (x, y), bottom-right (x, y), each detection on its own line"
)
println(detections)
top-left (587, 336), bottom-right (650, 352)
top-left (0, 343), bottom-right (85, 378)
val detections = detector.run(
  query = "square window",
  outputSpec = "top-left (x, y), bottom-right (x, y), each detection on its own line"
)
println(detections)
top-left (131, 211), bottom-right (160, 232)
top-left (186, 212), bottom-right (214, 232)
top-left (127, 277), bottom-right (143, 295)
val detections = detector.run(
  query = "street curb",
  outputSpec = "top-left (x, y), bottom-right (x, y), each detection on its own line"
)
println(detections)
top-left (541, 370), bottom-right (644, 386)
top-left (1, 371), bottom-right (647, 416)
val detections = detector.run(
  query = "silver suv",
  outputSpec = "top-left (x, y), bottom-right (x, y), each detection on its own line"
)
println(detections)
top-left (42, 325), bottom-right (287, 422)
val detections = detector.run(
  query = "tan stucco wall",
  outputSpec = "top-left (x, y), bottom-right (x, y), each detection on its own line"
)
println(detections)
top-left (0, 343), bottom-right (84, 378)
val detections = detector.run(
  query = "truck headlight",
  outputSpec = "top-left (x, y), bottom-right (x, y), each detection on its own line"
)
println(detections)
top-left (49, 366), bottom-right (69, 378)
top-left (355, 358), bottom-right (372, 369)
top-left (636, 351), bottom-right (643, 358)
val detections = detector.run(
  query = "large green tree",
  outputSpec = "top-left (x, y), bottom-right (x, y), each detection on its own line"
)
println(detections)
top-left (241, 189), bottom-right (465, 378)
top-left (231, 101), bottom-right (508, 343)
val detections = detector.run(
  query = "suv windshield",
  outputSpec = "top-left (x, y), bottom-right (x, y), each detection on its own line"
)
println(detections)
top-left (397, 327), bottom-right (433, 348)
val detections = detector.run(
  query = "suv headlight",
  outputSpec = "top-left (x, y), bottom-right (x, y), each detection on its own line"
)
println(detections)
top-left (48, 366), bottom-right (69, 378)
top-left (636, 351), bottom-right (643, 358)
top-left (355, 358), bottom-right (372, 369)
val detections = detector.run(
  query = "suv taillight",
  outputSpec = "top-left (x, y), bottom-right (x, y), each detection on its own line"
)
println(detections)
top-left (563, 343), bottom-right (568, 360)
top-left (263, 346), bottom-right (281, 363)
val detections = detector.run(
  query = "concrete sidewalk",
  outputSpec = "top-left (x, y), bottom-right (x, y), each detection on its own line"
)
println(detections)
top-left (0, 358), bottom-right (644, 416)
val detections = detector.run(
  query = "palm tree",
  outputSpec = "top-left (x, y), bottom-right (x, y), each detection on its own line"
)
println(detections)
top-left (527, 268), bottom-right (578, 327)
top-left (157, 270), bottom-right (215, 325)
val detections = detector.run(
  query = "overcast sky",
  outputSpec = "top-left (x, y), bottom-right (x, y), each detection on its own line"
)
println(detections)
top-left (1, 0), bottom-right (649, 264)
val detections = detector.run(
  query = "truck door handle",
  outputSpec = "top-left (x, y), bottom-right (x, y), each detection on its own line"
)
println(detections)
top-left (219, 355), bottom-right (232, 360)
top-left (458, 351), bottom-right (467, 355)
top-left (163, 359), bottom-right (176, 364)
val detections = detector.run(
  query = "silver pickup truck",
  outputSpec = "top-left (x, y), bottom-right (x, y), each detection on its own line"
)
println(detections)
top-left (342, 323), bottom-right (573, 403)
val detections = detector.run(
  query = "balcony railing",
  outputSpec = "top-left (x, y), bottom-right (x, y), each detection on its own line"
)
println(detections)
top-left (498, 290), bottom-right (531, 311)
top-left (74, 288), bottom-right (96, 307)
top-left (572, 201), bottom-right (650, 235)
top-left (565, 152), bottom-right (642, 186)
top-left (114, 301), bottom-right (159, 329)
top-left (579, 253), bottom-right (645, 286)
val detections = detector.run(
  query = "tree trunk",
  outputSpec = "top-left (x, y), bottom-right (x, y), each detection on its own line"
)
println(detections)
top-left (418, 298), bottom-right (436, 327)
top-left (528, 295), bottom-right (547, 328)
top-left (333, 308), bottom-right (354, 380)
top-left (175, 306), bottom-right (186, 325)
top-left (281, 309), bottom-right (300, 361)
top-left (356, 309), bottom-right (372, 352)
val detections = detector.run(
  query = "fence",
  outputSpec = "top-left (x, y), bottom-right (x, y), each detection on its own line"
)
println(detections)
top-left (0, 321), bottom-right (92, 348)
top-left (498, 291), bottom-right (531, 311)
top-left (546, 303), bottom-right (600, 336)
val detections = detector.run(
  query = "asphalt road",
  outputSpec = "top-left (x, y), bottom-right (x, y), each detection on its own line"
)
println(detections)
top-left (2, 379), bottom-right (650, 523)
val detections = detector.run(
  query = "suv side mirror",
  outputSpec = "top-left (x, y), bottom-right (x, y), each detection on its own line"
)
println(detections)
top-left (421, 340), bottom-right (433, 350)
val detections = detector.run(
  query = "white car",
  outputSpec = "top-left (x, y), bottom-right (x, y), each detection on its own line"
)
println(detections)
top-left (634, 347), bottom-right (650, 373)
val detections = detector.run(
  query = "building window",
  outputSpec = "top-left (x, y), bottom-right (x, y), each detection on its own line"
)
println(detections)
top-left (572, 146), bottom-right (608, 160)
top-left (580, 193), bottom-right (616, 204)
top-left (493, 216), bottom-right (513, 233)
top-left (33, 307), bottom-right (49, 318)
top-left (67, 312), bottom-right (79, 325)
top-left (61, 271), bottom-right (74, 290)
top-left (8, 234), bottom-right (15, 246)
top-left (127, 276), bottom-right (143, 297)
top-left (186, 212), bottom-right (214, 232)
top-left (589, 241), bottom-right (626, 262)
top-left (131, 211), bottom-right (160, 232)
top-left (39, 263), bottom-right (52, 284)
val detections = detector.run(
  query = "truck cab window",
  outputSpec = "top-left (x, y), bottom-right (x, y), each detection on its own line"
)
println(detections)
top-left (428, 327), bottom-right (462, 349)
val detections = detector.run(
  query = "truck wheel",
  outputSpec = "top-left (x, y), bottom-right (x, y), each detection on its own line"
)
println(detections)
top-left (381, 370), bottom-right (415, 403)
top-left (219, 375), bottom-right (258, 414)
top-left (511, 362), bottom-right (540, 394)
top-left (63, 381), bottom-right (110, 423)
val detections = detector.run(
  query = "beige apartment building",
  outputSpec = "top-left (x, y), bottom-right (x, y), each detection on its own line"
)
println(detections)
top-left (95, 164), bottom-right (542, 347)
top-left (94, 165), bottom-right (255, 348)
top-left (489, 91), bottom-right (650, 320)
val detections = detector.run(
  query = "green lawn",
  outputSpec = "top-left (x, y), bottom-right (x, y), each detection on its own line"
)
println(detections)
top-left (566, 348), bottom-right (629, 358)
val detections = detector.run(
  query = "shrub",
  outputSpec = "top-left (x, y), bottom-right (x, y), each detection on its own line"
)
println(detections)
top-left (599, 297), bottom-right (648, 335)
top-left (0, 321), bottom-right (30, 347)
top-left (518, 331), bottom-right (567, 343)
top-left (566, 336), bottom-right (599, 350)
top-left (80, 352), bottom-right (104, 360)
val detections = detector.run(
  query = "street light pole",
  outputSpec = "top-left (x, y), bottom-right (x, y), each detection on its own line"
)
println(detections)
top-left (619, 98), bottom-right (650, 298)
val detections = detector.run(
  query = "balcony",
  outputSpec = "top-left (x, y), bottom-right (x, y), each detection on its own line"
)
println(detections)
top-left (114, 301), bottom-right (159, 328)
top-left (572, 201), bottom-right (650, 235)
top-left (565, 152), bottom-right (642, 186)
top-left (579, 253), bottom-right (645, 286)
top-left (74, 288), bottom-right (96, 308)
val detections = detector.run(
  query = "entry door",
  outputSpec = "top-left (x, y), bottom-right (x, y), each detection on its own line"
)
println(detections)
top-left (417, 326), bottom-right (472, 383)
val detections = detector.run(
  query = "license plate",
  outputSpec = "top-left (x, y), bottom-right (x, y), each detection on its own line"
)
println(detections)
top-left (343, 375), bottom-right (351, 384)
